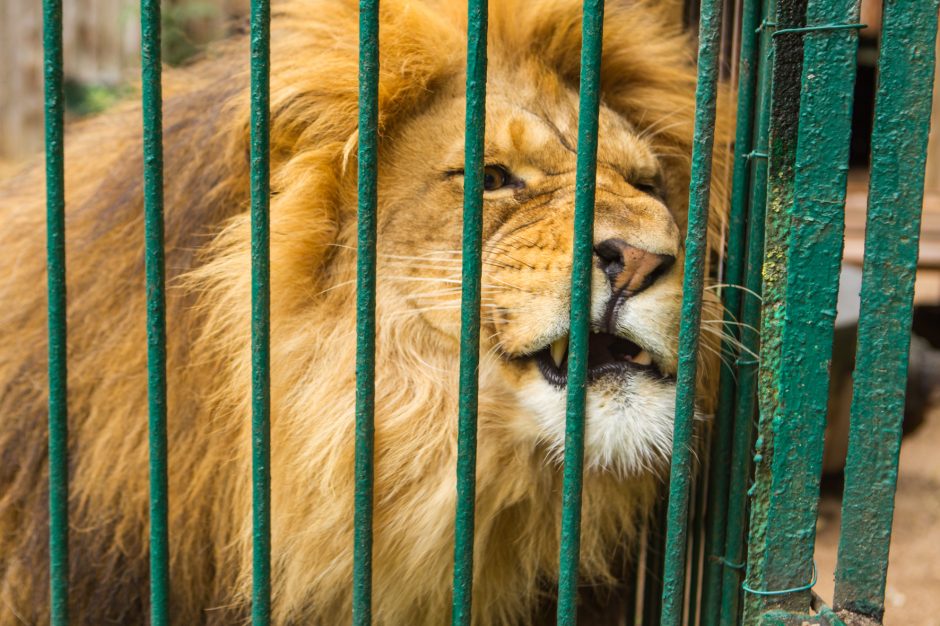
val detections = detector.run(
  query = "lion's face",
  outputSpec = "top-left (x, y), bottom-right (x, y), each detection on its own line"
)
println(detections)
top-left (377, 71), bottom-right (686, 474)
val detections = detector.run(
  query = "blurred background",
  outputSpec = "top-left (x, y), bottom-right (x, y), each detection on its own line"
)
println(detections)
top-left (0, 0), bottom-right (938, 623)
top-left (0, 0), bottom-right (247, 160)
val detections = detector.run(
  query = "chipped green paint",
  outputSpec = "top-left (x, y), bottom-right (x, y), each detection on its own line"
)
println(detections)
top-left (741, 0), bottom-right (807, 619)
top-left (659, 0), bottom-right (724, 621)
top-left (451, 0), bottom-right (488, 622)
top-left (748, 0), bottom-right (862, 617)
top-left (835, 0), bottom-right (940, 619)
top-left (555, 1), bottom-right (605, 622)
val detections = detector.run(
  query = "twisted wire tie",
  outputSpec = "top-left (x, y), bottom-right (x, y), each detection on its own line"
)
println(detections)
top-left (742, 561), bottom-right (818, 596)
top-left (715, 556), bottom-right (746, 570)
top-left (755, 19), bottom-right (777, 33)
top-left (772, 23), bottom-right (867, 38)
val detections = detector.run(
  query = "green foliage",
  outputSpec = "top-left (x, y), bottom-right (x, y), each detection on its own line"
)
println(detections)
top-left (63, 79), bottom-right (132, 116)
top-left (162, 1), bottom-right (222, 67)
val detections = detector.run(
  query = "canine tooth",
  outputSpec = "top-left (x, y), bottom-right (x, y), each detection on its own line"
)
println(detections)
top-left (550, 336), bottom-right (568, 367)
top-left (633, 350), bottom-right (653, 366)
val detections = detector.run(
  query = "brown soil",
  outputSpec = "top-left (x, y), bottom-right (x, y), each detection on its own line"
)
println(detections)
top-left (815, 404), bottom-right (940, 626)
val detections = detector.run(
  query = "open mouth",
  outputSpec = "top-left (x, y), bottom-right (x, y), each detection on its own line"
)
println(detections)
top-left (532, 331), bottom-right (663, 387)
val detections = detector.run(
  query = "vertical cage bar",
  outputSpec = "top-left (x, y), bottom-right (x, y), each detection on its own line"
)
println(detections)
top-left (141, 0), bottom-right (170, 622)
top-left (699, 0), bottom-right (763, 621)
top-left (249, 0), bottom-right (272, 620)
top-left (43, 0), bottom-right (68, 621)
top-left (746, 0), bottom-right (861, 616)
top-left (555, 1), bottom-right (605, 622)
top-left (718, 1), bottom-right (777, 623)
top-left (353, 0), bottom-right (380, 623)
top-left (659, 0), bottom-right (724, 621)
top-left (834, 0), bottom-right (939, 619)
top-left (450, 0), bottom-right (488, 623)
top-left (741, 0), bottom-right (807, 618)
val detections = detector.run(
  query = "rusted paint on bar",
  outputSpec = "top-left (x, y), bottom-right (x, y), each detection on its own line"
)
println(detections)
top-left (834, 0), bottom-right (939, 619)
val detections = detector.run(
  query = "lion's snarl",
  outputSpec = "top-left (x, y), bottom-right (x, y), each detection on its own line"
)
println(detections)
top-left (0, 0), bottom-right (726, 623)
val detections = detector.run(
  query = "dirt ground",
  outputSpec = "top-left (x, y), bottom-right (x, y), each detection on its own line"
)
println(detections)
top-left (814, 403), bottom-right (940, 626)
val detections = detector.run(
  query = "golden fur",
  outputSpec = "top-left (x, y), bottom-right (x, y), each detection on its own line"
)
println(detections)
top-left (0, 0), bottom-right (727, 623)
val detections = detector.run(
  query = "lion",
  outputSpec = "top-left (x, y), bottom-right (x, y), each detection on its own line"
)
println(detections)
top-left (0, 0), bottom-right (727, 623)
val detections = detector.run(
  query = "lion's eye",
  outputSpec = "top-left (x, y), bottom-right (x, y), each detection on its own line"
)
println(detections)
top-left (483, 165), bottom-right (511, 191)
top-left (634, 181), bottom-right (661, 198)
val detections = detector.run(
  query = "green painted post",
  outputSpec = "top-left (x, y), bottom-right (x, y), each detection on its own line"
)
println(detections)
top-left (141, 0), bottom-right (170, 622)
top-left (249, 0), bottom-right (272, 621)
top-left (353, 0), bottom-right (379, 623)
top-left (659, 0), bottom-right (724, 621)
top-left (717, 2), bottom-right (778, 624)
top-left (555, 1), bottom-right (604, 622)
top-left (834, 0), bottom-right (939, 619)
top-left (43, 0), bottom-right (68, 622)
top-left (699, 0), bottom-right (762, 620)
top-left (451, 0), bottom-right (488, 623)
top-left (740, 0), bottom-right (807, 619)
top-left (746, 0), bottom-right (862, 617)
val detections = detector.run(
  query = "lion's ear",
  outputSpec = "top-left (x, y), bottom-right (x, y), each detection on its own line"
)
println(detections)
top-left (257, 0), bottom-right (461, 165)
top-left (266, 146), bottom-right (345, 301)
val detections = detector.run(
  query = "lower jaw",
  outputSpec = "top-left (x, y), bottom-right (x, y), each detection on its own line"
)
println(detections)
top-left (533, 354), bottom-right (667, 389)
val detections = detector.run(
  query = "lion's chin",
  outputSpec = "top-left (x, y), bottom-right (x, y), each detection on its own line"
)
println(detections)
top-left (518, 370), bottom-right (682, 477)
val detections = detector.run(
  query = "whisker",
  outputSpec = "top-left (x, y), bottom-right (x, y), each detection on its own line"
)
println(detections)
top-left (703, 283), bottom-right (763, 300)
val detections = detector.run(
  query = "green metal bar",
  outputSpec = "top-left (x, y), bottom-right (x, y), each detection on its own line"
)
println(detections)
top-left (250, 0), bottom-right (271, 620)
top-left (659, 0), bottom-right (724, 621)
top-left (353, 0), bottom-right (379, 623)
top-left (555, 1), bottom-right (604, 622)
top-left (834, 0), bottom-right (939, 619)
top-left (747, 0), bottom-right (861, 617)
top-left (716, 1), bottom-right (777, 623)
top-left (741, 0), bottom-right (807, 619)
top-left (141, 0), bottom-right (169, 622)
top-left (699, 0), bottom-right (763, 621)
top-left (451, 0), bottom-right (488, 623)
top-left (43, 0), bottom-right (68, 621)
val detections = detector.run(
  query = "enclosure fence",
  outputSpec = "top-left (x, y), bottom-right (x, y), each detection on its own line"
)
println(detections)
top-left (39, 0), bottom-right (938, 623)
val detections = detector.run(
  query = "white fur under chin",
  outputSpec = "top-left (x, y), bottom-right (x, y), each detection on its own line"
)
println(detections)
top-left (520, 372), bottom-right (688, 477)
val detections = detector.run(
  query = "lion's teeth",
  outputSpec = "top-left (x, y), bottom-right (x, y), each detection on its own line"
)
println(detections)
top-left (633, 350), bottom-right (653, 366)
top-left (550, 335), bottom-right (568, 368)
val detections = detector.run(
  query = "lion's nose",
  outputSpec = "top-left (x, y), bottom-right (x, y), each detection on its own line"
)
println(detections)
top-left (593, 238), bottom-right (675, 295)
